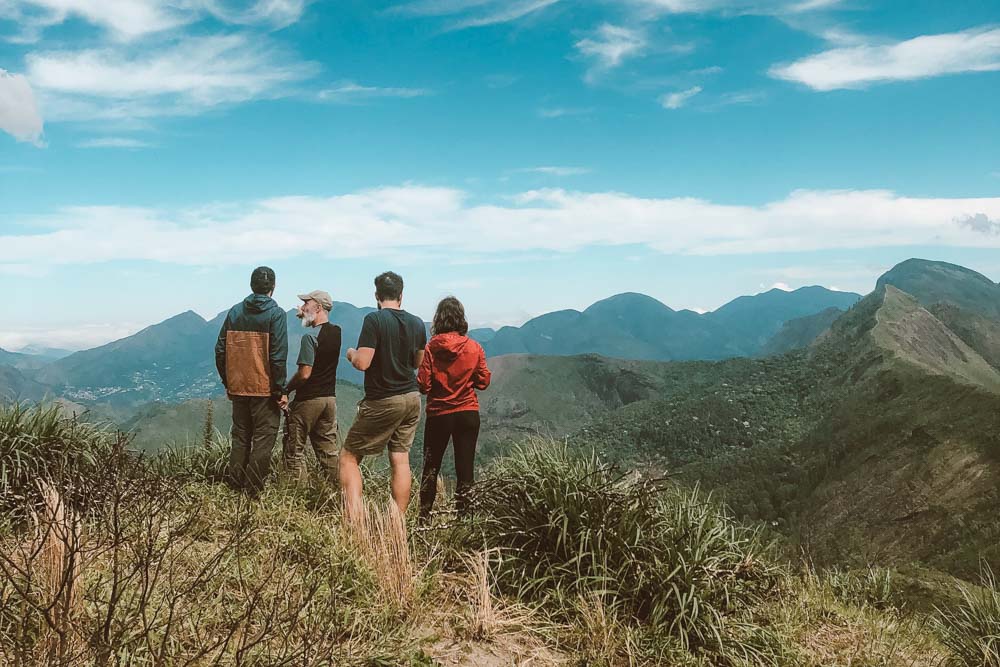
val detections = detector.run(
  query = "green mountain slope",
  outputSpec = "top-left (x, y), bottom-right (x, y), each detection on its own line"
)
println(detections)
top-left (705, 285), bottom-right (860, 351)
top-left (759, 306), bottom-right (845, 356)
top-left (928, 302), bottom-right (1000, 370)
top-left (567, 274), bottom-right (1000, 576)
top-left (870, 285), bottom-right (1000, 392)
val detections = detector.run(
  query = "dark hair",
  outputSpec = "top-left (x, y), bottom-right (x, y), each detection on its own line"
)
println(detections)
top-left (432, 296), bottom-right (468, 336)
top-left (250, 266), bottom-right (275, 295)
top-left (374, 271), bottom-right (404, 302)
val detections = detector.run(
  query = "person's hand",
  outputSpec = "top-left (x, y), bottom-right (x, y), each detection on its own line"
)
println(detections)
top-left (346, 348), bottom-right (356, 363)
top-left (278, 394), bottom-right (289, 411)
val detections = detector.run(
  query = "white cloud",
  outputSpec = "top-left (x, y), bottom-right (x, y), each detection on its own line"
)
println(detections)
top-left (0, 322), bottom-right (142, 351)
top-left (659, 85), bottom-right (701, 108)
top-left (576, 24), bottom-right (646, 78)
top-left (770, 26), bottom-right (1000, 91)
top-left (4, 186), bottom-right (1000, 271)
top-left (389, 0), bottom-right (560, 30)
top-left (26, 34), bottom-right (318, 122)
top-left (318, 81), bottom-right (431, 103)
top-left (1, 0), bottom-right (310, 41)
top-left (770, 282), bottom-right (792, 291)
top-left (76, 136), bottom-right (154, 149)
top-left (630, 0), bottom-right (841, 14)
top-left (0, 70), bottom-right (44, 144)
top-left (537, 106), bottom-right (593, 118)
top-left (515, 166), bottom-right (591, 176)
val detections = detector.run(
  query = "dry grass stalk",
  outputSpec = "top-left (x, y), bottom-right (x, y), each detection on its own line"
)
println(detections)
top-left (344, 499), bottom-right (414, 608)
top-left (463, 549), bottom-right (498, 640)
top-left (31, 481), bottom-right (85, 664)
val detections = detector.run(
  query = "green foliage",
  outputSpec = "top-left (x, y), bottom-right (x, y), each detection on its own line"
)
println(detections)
top-left (465, 441), bottom-right (781, 663)
top-left (933, 565), bottom-right (1000, 667)
top-left (822, 566), bottom-right (897, 610)
top-left (0, 402), bottom-right (121, 516)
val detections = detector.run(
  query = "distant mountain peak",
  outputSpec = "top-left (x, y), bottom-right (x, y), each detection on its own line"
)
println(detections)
top-left (879, 258), bottom-right (997, 288)
top-left (877, 258), bottom-right (1000, 321)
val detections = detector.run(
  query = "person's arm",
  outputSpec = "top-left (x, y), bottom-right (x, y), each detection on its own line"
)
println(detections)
top-left (413, 320), bottom-right (427, 372)
top-left (347, 313), bottom-right (378, 372)
top-left (472, 345), bottom-right (491, 390)
top-left (215, 312), bottom-right (231, 392)
top-left (417, 345), bottom-right (432, 395)
top-left (269, 309), bottom-right (288, 399)
top-left (286, 336), bottom-right (316, 394)
top-left (347, 347), bottom-right (375, 371)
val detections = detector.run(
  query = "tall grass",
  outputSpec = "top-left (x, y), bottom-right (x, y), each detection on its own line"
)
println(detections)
top-left (934, 564), bottom-right (1000, 666)
top-left (466, 442), bottom-right (780, 663)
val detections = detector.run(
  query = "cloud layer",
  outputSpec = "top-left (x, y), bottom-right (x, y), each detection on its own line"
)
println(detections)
top-left (26, 34), bottom-right (319, 122)
top-left (2, 0), bottom-right (309, 41)
top-left (771, 26), bottom-right (1000, 90)
top-left (4, 186), bottom-right (999, 270)
top-left (0, 69), bottom-right (44, 143)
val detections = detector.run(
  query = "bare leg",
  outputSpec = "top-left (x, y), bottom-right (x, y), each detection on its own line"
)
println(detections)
top-left (339, 448), bottom-right (364, 520)
top-left (389, 450), bottom-right (412, 515)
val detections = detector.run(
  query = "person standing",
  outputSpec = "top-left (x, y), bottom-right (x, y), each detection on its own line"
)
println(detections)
top-left (282, 290), bottom-right (342, 485)
top-left (215, 266), bottom-right (288, 497)
top-left (341, 272), bottom-right (426, 517)
top-left (417, 297), bottom-right (491, 521)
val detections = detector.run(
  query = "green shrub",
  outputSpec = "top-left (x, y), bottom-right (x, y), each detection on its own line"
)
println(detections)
top-left (934, 564), bottom-right (1000, 666)
top-left (466, 441), bottom-right (779, 661)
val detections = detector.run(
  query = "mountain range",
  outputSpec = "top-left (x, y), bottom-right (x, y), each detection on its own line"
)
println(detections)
top-left (3, 283), bottom-right (860, 409)
top-left (3, 257), bottom-right (1000, 576)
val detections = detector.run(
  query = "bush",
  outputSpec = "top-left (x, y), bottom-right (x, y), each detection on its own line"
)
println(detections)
top-left (465, 441), bottom-right (780, 662)
top-left (934, 564), bottom-right (1000, 666)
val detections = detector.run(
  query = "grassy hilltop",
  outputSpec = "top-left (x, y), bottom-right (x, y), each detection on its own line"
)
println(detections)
top-left (4, 403), bottom-right (993, 667)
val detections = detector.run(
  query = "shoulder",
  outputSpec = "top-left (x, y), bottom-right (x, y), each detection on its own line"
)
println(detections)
top-left (363, 311), bottom-right (381, 325)
top-left (301, 332), bottom-right (318, 346)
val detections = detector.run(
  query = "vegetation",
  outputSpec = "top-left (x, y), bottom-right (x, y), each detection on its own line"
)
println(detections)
top-left (1, 402), bottom-right (994, 666)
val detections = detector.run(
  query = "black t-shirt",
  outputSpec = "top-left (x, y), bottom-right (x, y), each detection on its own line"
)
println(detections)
top-left (357, 308), bottom-right (427, 400)
top-left (293, 322), bottom-right (341, 402)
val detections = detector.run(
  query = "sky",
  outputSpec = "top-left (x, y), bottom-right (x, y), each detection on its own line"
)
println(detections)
top-left (1, 0), bottom-right (999, 351)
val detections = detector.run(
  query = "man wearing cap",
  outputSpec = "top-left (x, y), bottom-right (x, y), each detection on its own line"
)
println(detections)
top-left (281, 290), bottom-right (342, 484)
top-left (215, 266), bottom-right (288, 497)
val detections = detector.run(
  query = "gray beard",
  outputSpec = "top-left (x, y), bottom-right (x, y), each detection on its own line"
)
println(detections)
top-left (301, 316), bottom-right (316, 328)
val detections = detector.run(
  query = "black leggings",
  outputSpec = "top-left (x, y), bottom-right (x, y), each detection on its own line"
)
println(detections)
top-left (419, 410), bottom-right (481, 518)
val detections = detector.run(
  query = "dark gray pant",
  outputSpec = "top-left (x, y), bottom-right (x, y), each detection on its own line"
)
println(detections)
top-left (229, 396), bottom-right (281, 495)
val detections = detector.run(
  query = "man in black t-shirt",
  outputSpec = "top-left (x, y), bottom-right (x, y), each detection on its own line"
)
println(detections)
top-left (282, 290), bottom-right (342, 484)
top-left (343, 272), bottom-right (426, 516)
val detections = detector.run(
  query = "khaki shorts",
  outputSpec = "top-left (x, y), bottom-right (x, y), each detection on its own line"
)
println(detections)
top-left (343, 392), bottom-right (421, 457)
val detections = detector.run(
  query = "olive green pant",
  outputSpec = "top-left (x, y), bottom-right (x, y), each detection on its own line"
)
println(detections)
top-left (282, 396), bottom-right (339, 484)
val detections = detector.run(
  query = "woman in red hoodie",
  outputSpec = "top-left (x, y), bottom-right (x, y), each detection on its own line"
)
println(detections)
top-left (417, 296), bottom-right (491, 520)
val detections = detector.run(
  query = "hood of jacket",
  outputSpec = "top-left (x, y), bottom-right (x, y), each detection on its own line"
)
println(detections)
top-left (243, 293), bottom-right (278, 315)
top-left (427, 332), bottom-right (471, 362)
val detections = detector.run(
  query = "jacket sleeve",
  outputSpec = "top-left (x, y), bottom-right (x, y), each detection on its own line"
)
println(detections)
top-left (215, 312), bottom-right (230, 388)
top-left (417, 345), bottom-right (433, 395)
top-left (269, 310), bottom-right (288, 397)
top-left (471, 345), bottom-right (491, 390)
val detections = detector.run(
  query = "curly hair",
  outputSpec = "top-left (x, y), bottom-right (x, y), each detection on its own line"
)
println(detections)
top-left (432, 296), bottom-right (469, 336)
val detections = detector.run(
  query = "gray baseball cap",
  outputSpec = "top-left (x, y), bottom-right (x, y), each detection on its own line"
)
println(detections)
top-left (297, 290), bottom-right (333, 311)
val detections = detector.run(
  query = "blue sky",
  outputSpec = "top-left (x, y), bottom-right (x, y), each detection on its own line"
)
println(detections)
top-left (1, 0), bottom-right (999, 350)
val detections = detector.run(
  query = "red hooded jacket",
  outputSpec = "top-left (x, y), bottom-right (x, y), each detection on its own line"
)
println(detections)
top-left (417, 333), bottom-right (491, 417)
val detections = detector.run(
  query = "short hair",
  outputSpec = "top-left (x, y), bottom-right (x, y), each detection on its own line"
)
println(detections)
top-left (374, 271), bottom-right (404, 302)
top-left (251, 266), bottom-right (275, 295)
top-left (432, 296), bottom-right (469, 336)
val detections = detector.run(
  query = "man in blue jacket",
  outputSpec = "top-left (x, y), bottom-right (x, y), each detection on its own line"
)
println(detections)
top-left (215, 266), bottom-right (288, 496)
